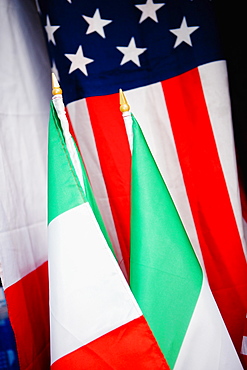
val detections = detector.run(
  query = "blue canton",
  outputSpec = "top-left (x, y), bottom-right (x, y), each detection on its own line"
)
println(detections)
top-left (38, 0), bottom-right (223, 105)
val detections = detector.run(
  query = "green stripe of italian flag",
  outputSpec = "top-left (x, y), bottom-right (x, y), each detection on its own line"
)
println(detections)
top-left (125, 111), bottom-right (244, 370)
top-left (48, 96), bottom-right (169, 369)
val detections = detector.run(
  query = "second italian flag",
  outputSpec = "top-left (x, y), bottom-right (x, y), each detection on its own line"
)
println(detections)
top-left (128, 111), bottom-right (243, 370)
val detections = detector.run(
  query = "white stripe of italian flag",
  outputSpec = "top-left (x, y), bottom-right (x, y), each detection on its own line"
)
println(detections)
top-left (125, 110), bottom-right (244, 370)
top-left (48, 96), bottom-right (169, 369)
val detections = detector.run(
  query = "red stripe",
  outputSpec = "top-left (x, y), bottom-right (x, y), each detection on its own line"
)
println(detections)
top-left (52, 316), bottom-right (169, 370)
top-left (5, 262), bottom-right (50, 370)
top-left (162, 68), bottom-right (247, 355)
top-left (86, 93), bottom-right (131, 278)
top-left (65, 106), bottom-right (80, 150)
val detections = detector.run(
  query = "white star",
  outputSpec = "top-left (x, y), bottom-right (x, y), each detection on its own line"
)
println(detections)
top-left (65, 46), bottom-right (94, 76)
top-left (82, 9), bottom-right (112, 38)
top-left (117, 37), bottom-right (147, 67)
top-left (35, 0), bottom-right (41, 14)
top-left (170, 17), bottom-right (199, 48)
top-left (45, 16), bottom-right (60, 45)
top-left (135, 0), bottom-right (165, 23)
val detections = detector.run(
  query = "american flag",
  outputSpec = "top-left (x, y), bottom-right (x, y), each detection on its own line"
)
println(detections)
top-left (40, 0), bottom-right (223, 103)
top-left (38, 0), bottom-right (247, 367)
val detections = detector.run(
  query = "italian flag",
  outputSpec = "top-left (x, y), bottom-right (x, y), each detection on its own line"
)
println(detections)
top-left (127, 111), bottom-right (244, 369)
top-left (48, 95), bottom-right (169, 369)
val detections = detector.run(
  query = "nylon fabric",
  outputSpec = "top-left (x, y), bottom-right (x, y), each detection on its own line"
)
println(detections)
top-left (130, 115), bottom-right (202, 368)
top-left (5, 262), bottom-right (50, 370)
top-left (162, 67), bottom-right (247, 354)
top-left (48, 102), bottom-right (86, 224)
top-left (86, 94), bottom-right (131, 276)
top-left (51, 316), bottom-right (169, 370)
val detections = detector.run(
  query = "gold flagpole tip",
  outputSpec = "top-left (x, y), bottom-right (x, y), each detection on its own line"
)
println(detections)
top-left (52, 72), bottom-right (62, 95)
top-left (119, 89), bottom-right (130, 112)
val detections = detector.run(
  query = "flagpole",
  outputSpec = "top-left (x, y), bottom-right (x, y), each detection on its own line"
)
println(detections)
top-left (119, 89), bottom-right (133, 152)
top-left (51, 73), bottom-right (85, 192)
top-left (52, 73), bottom-right (62, 95)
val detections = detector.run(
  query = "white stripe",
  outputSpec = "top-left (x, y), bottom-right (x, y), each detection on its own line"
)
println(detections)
top-left (67, 100), bottom-right (126, 275)
top-left (199, 61), bottom-right (247, 258)
top-left (241, 336), bottom-right (247, 356)
top-left (49, 202), bottom-right (141, 364)
top-left (0, 0), bottom-right (50, 288)
top-left (122, 111), bottom-right (133, 151)
top-left (125, 83), bottom-right (204, 266)
top-left (0, 222), bottom-right (47, 288)
top-left (174, 276), bottom-right (243, 370)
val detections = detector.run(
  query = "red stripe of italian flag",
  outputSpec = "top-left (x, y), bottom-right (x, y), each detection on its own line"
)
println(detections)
top-left (48, 96), bottom-right (169, 369)
top-left (127, 110), bottom-right (243, 369)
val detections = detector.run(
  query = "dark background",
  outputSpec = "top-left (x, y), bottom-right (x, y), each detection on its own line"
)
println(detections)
top-left (213, 1), bottom-right (247, 194)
